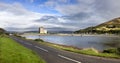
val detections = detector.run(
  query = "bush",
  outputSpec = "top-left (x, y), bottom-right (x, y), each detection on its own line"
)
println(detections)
top-left (117, 48), bottom-right (120, 55)
top-left (103, 48), bottom-right (118, 54)
top-left (34, 39), bottom-right (44, 42)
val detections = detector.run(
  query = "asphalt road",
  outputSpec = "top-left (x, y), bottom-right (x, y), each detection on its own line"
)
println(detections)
top-left (10, 36), bottom-right (120, 63)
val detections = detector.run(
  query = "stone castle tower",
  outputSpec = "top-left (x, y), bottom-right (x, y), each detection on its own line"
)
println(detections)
top-left (39, 27), bottom-right (47, 34)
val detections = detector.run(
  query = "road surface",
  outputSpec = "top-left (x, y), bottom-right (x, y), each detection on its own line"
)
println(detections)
top-left (10, 36), bottom-right (120, 63)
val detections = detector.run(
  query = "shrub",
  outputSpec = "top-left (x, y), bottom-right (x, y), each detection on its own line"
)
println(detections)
top-left (117, 48), bottom-right (120, 55)
top-left (34, 39), bottom-right (44, 42)
top-left (103, 48), bottom-right (118, 54)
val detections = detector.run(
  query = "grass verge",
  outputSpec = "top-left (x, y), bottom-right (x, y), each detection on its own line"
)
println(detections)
top-left (0, 36), bottom-right (46, 63)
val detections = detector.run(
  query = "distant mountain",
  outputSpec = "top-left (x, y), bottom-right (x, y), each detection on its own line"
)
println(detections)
top-left (16, 30), bottom-right (73, 34)
top-left (23, 31), bottom-right (38, 33)
top-left (75, 17), bottom-right (120, 34)
top-left (49, 31), bottom-right (73, 34)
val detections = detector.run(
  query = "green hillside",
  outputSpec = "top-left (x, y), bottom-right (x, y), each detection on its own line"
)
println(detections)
top-left (0, 28), bottom-right (5, 34)
top-left (75, 17), bottom-right (120, 34)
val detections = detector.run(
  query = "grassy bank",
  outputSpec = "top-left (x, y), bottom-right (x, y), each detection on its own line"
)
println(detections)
top-left (0, 35), bottom-right (46, 63)
top-left (33, 39), bottom-right (120, 59)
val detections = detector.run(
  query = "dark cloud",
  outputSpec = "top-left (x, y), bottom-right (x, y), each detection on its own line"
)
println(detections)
top-left (94, 0), bottom-right (120, 20)
top-left (46, 27), bottom-right (74, 32)
top-left (62, 12), bottom-right (91, 21)
top-left (35, 16), bottom-right (58, 22)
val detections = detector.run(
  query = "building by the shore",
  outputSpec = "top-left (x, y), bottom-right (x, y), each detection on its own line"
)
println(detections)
top-left (39, 27), bottom-right (47, 34)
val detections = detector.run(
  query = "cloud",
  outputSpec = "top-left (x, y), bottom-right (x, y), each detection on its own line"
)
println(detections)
top-left (0, 2), bottom-right (50, 31)
top-left (94, 0), bottom-right (120, 19)
top-left (49, 0), bottom-right (120, 27)
top-left (62, 12), bottom-right (91, 21)
top-left (55, 0), bottom-right (95, 15)
top-left (35, 16), bottom-right (58, 22)
top-left (37, 0), bottom-right (120, 31)
top-left (34, 15), bottom-right (77, 30)
top-left (1, 0), bottom-right (120, 32)
top-left (0, 2), bottom-right (30, 15)
top-left (77, 0), bottom-right (95, 4)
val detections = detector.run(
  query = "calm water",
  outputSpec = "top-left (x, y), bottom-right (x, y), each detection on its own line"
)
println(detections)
top-left (23, 35), bottom-right (120, 50)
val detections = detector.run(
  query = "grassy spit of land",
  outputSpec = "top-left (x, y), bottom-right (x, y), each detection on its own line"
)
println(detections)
top-left (33, 38), bottom-right (120, 59)
top-left (0, 35), bottom-right (46, 63)
top-left (38, 41), bottom-right (120, 59)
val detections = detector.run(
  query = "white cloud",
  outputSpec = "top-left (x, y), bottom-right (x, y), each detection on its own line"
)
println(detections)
top-left (0, 11), bottom-right (40, 28)
top-left (0, 2), bottom-right (30, 15)
top-left (0, 2), bottom-right (56, 31)
top-left (1, 0), bottom-right (120, 31)
top-left (0, 2), bottom-right (76, 31)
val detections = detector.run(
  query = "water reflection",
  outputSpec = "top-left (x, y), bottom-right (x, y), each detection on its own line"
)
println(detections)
top-left (24, 35), bottom-right (120, 51)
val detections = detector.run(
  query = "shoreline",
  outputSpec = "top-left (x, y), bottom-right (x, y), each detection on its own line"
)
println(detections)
top-left (15, 35), bottom-right (120, 59)
top-left (35, 40), bottom-right (120, 59)
top-left (21, 33), bottom-right (120, 37)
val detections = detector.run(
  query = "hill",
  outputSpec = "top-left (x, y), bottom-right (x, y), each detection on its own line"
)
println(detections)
top-left (0, 28), bottom-right (5, 34)
top-left (75, 17), bottom-right (120, 34)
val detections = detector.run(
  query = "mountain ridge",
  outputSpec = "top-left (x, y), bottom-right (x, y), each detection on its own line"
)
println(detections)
top-left (75, 17), bottom-right (120, 34)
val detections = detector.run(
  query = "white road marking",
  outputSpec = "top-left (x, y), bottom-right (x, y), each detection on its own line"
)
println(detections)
top-left (24, 43), bottom-right (32, 45)
top-left (58, 54), bottom-right (81, 63)
top-left (35, 46), bottom-right (48, 52)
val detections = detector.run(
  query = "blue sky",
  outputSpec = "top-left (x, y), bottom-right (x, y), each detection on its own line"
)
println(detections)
top-left (0, 0), bottom-right (59, 14)
top-left (0, 0), bottom-right (120, 32)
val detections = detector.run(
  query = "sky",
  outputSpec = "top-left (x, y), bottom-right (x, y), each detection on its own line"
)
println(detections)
top-left (0, 0), bottom-right (120, 32)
